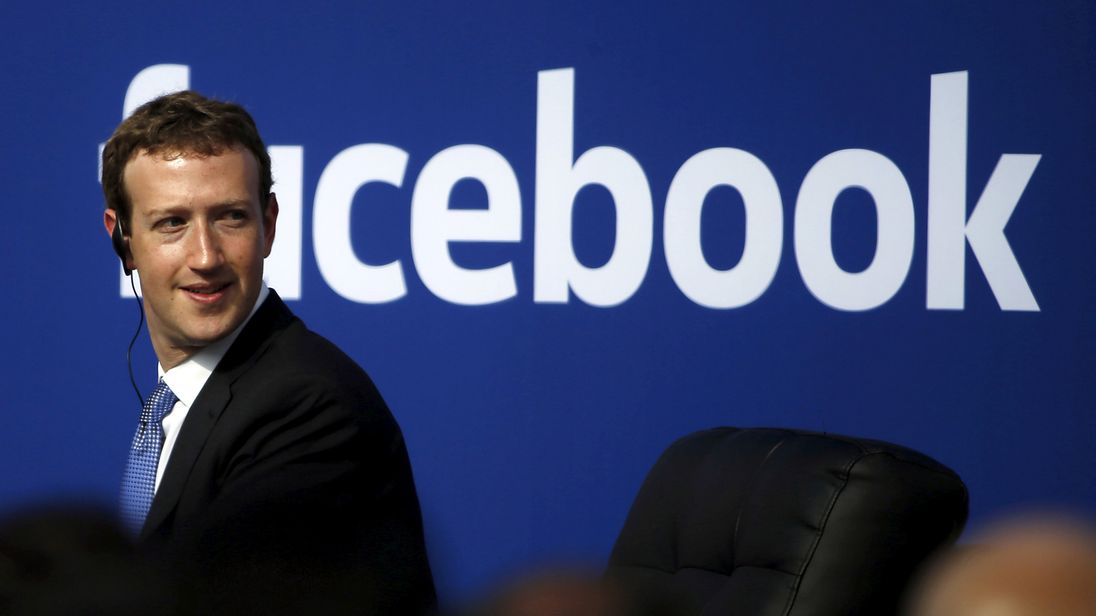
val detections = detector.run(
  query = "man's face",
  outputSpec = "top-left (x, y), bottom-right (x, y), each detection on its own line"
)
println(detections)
top-left (106, 146), bottom-right (277, 369)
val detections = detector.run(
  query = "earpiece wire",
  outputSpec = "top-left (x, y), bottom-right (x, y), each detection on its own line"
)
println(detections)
top-left (126, 274), bottom-right (144, 406)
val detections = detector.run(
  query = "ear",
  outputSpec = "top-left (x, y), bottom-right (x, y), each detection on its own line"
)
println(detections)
top-left (104, 208), bottom-right (135, 272)
top-left (103, 208), bottom-right (119, 237)
top-left (261, 193), bottom-right (279, 258)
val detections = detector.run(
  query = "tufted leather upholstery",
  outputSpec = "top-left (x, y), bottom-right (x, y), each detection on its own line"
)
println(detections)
top-left (607, 428), bottom-right (968, 616)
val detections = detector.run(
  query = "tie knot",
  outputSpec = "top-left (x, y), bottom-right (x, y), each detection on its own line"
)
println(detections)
top-left (144, 379), bottom-right (178, 423)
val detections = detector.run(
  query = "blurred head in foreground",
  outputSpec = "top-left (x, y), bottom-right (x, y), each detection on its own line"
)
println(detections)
top-left (0, 504), bottom-right (183, 615)
top-left (907, 511), bottom-right (1096, 616)
top-left (462, 566), bottom-right (691, 616)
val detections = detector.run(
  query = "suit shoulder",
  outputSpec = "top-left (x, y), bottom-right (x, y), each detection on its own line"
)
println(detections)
top-left (273, 320), bottom-right (375, 380)
top-left (239, 318), bottom-right (395, 427)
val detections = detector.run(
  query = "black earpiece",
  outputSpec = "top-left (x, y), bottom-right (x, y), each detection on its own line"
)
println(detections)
top-left (112, 214), bottom-right (143, 405)
top-left (112, 218), bottom-right (132, 276)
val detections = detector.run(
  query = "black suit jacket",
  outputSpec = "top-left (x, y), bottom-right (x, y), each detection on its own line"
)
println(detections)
top-left (140, 291), bottom-right (435, 614)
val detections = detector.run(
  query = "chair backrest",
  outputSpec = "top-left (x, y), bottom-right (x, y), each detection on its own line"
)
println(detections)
top-left (607, 428), bottom-right (968, 616)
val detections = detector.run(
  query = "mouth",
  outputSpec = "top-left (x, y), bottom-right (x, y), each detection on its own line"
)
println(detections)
top-left (180, 282), bottom-right (232, 304)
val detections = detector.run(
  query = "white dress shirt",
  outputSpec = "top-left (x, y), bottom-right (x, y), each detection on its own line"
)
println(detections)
top-left (154, 284), bottom-right (269, 492)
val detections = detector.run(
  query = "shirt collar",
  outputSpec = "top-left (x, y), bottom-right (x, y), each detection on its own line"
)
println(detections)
top-left (158, 283), bottom-right (270, 407)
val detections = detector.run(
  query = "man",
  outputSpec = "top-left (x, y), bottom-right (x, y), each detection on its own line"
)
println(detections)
top-left (101, 91), bottom-right (435, 614)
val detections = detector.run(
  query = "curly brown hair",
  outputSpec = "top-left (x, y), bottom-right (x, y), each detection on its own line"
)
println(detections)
top-left (101, 90), bottom-right (272, 227)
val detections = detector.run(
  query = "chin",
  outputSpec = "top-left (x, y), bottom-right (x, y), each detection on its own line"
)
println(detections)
top-left (184, 316), bottom-right (247, 346)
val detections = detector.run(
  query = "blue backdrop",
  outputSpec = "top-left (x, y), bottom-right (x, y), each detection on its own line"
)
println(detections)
top-left (1, 1), bottom-right (1093, 603)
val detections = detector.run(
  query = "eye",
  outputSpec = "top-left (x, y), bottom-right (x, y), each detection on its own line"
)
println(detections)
top-left (157, 216), bottom-right (185, 230)
top-left (223, 209), bottom-right (250, 225)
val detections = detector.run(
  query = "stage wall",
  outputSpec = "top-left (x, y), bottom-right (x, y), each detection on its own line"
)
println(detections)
top-left (1, 1), bottom-right (1093, 601)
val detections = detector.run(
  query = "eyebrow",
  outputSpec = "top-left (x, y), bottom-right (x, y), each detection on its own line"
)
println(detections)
top-left (142, 200), bottom-right (254, 218)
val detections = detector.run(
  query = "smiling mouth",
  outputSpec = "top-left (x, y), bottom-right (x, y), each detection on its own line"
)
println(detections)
top-left (181, 283), bottom-right (231, 300)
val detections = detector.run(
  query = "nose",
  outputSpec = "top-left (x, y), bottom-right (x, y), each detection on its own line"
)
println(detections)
top-left (187, 220), bottom-right (225, 272)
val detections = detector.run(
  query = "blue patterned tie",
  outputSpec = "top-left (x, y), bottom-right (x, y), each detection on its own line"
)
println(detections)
top-left (119, 379), bottom-right (178, 536)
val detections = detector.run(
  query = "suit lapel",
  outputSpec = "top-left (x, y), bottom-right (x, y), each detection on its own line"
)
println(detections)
top-left (141, 291), bottom-right (297, 540)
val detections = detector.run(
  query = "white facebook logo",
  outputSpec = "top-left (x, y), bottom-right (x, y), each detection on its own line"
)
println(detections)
top-left (104, 65), bottom-right (1040, 311)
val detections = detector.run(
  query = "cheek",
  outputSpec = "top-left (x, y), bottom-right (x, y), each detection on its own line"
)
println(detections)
top-left (136, 245), bottom-right (185, 278)
top-left (231, 238), bottom-right (267, 266)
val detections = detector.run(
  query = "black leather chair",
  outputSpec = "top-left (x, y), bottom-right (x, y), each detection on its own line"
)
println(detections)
top-left (607, 428), bottom-right (968, 616)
